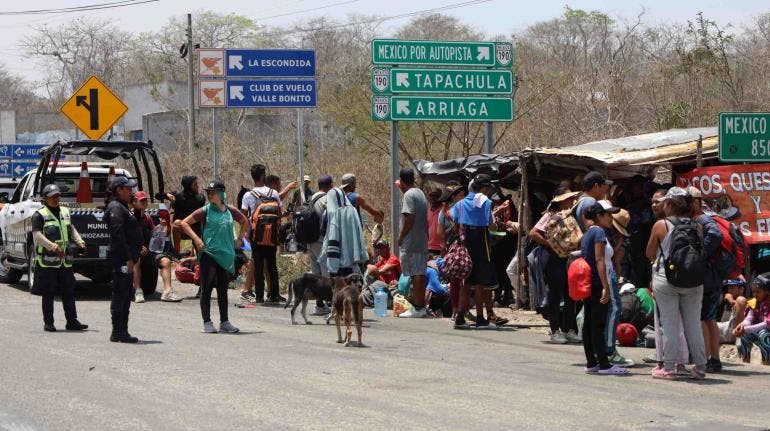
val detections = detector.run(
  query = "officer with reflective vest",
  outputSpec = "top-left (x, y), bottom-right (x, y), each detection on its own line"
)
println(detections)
top-left (105, 176), bottom-right (141, 343)
top-left (32, 184), bottom-right (88, 332)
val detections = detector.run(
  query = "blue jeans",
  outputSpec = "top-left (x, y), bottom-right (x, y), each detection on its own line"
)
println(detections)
top-left (605, 272), bottom-right (621, 354)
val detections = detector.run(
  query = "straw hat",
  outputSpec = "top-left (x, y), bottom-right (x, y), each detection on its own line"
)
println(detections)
top-left (552, 191), bottom-right (580, 203)
top-left (612, 208), bottom-right (630, 237)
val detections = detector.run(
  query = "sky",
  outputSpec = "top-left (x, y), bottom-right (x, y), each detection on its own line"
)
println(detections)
top-left (0, 0), bottom-right (767, 85)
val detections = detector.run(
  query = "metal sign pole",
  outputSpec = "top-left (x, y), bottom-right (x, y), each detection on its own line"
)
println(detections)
top-left (297, 108), bottom-right (305, 202)
top-left (485, 121), bottom-right (493, 153)
top-left (391, 121), bottom-right (400, 255)
top-left (212, 108), bottom-right (219, 179)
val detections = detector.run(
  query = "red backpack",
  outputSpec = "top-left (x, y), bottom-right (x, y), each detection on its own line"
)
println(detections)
top-left (712, 216), bottom-right (747, 279)
top-left (568, 257), bottom-right (592, 301)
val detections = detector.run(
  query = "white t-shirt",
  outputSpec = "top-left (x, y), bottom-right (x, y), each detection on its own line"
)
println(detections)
top-left (241, 186), bottom-right (280, 215)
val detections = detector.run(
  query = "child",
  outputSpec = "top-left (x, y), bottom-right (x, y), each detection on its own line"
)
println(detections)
top-left (717, 279), bottom-right (747, 344)
top-left (734, 274), bottom-right (770, 364)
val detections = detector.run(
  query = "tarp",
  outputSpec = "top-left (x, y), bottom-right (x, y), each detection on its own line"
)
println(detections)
top-left (413, 153), bottom-right (519, 187)
top-left (677, 163), bottom-right (770, 245)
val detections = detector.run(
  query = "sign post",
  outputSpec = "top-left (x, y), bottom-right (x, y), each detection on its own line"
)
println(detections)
top-left (719, 112), bottom-right (770, 162)
top-left (60, 76), bottom-right (128, 140)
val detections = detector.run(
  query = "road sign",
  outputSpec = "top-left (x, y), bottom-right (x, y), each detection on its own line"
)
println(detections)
top-left (371, 67), bottom-right (512, 95)
top-left (0, 160), bottom-right (37, 177)
top-left (226, 80), bottom-right (317, 108)
top-left (199, 80), bottom-right (226, 108)
top-left (371, 95), bottom-right (513, 122)
top-left (719, 112), bottom-right (770, 162)
top-left (0, 144), bottom-right (45, 160)
top-left (371, 39), bottom-right (512, 68)
top-left (225, 49), bottom-right (316, 77)
top-left (60, 76), bottom-right (128, 140)
top-left (198, 48), bottom-right (225, 77)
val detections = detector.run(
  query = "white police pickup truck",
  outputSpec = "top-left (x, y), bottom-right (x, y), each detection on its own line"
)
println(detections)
top-left (0, 140), bottom-right (169, 293)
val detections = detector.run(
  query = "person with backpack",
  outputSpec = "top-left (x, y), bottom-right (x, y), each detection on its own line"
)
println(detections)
top-left (340, 173), bottom-right (385, 228)
top-left (688, 187), bottom-right (726, 373)
top-left (179, 180), bottom-right (248, 333)
top-left (436, 181), bottom-right (468, 325)
top-left (645, 187), bottom-right (707, 380)
top-left (579, 201), bottom-right (628, 375)
top-left (302, 175), bottom-right (332, 315)
top-left (319, 186), bottom-right (369, 277)
top-left (530, 189), bottom-right (582, 344)
top-left (575, 171), bottom-right (613, 233)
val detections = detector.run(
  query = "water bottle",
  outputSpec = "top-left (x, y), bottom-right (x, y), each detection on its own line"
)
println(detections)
top-left (374, 287), bottom-right (388, 317)
top-left (149, 223), bottom-right (167, 253)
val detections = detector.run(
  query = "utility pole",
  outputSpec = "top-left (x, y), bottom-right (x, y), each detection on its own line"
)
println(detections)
top-left (186, 13), bottom-right (196, 151)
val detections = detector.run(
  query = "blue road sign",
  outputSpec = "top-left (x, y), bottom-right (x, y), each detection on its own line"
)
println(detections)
top-left (226, 80), bottom-right (317, 108)
top-left (0, 160), bottom-right (38, 177)
top-left (0, 144), bottom-right (45, 160)
top-left (225, 49), bottom-right (316, 77)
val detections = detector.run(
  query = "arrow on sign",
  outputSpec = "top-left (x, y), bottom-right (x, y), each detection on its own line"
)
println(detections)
top-left (14, 147), bottom-right (23, 158)
top-left (229, 55), bottom-right (243, 70)
top-left (230, 86), bottom-right (245, 101)
top-left (395, 73), bottom-right (410, 88)
top-left (13, 165), bottom-right (24, 175)
top-left (396, 100), bottom-right (410, 115)
top-left (476, 46), bottom-right (490, 62)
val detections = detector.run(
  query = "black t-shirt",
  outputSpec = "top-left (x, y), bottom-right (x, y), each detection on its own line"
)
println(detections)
top-left (31, 205), bottom-right (61, 231)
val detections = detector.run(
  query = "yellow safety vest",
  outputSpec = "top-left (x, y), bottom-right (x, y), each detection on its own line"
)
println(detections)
top-left (36, 206), bottom-right (72, 268)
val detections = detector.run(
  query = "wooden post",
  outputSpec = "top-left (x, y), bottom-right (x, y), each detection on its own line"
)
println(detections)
top-left (516, 155), bottom-right (529, 310)
top-left (696, 134), bottom-right (703, 168)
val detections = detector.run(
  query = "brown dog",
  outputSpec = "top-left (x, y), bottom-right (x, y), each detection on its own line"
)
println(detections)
top-left (331, 273), bottom-right (364, 347)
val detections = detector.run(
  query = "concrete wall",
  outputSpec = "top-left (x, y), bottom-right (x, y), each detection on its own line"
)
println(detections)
top-left (122, 81), bottom-right (188, 133)
top-left (0, 111), bottom-right (14, 143)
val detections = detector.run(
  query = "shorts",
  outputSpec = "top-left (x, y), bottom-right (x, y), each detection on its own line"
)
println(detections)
top-left (701, 285), bottom-right (721, 321)
top-left (399, 251), bottom-right (427, 277)
top-left (464, 227), bottom-right (497, 288)
top-left (151, 252), bottom-right (171, 268)
top-left (717, 311), bottom-right (737, 344)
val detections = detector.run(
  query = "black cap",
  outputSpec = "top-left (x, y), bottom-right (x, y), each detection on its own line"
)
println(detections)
top-left (374, 239), bottom-right (389, 249)
top-left (204, 180), bottom-right (225, 192)
top-left (583, 171), bottom-right (612, 190)
top-left (752, 273), bottom-right (770, 291)
top-left (110, 177), bottom-right (137, 191)
top-left (585, 201), bottom-right (620, 219)
top-left (474, 173), bottom-right (492, 188)
top-left (317, 175), bottom-right (333, 188)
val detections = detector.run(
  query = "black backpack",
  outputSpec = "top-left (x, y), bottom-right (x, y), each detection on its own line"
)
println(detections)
top-left (619, 291), bottom-right (649, 333)
top-left (657, 217), bottom-right (706, 288)
top-left (294, 193), bottom-right (324, 244)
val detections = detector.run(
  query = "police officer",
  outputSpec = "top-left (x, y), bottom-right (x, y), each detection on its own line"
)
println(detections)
top-left (33, 184), bottom-right (88, 332)
top-left (105, 177), bottom-right (141, 343)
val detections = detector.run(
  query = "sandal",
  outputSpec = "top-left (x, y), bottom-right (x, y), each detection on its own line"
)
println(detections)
top-left (584, 365), bottom-right (600, 374)
top-left (598, 365), bottom-right (629, 375)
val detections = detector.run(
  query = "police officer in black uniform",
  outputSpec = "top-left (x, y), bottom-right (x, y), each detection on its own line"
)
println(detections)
top-left (33, 184), bottom-right (88, 332)
top-left (105, 177), bottom-right (141, 343)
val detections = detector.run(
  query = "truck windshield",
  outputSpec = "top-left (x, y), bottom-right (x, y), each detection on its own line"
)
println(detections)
top-left (52, 174), bottom-right (128, 198)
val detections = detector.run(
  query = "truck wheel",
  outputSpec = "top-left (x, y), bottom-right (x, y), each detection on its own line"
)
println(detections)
top-left (0, 250), bottom-right (23, 284)
top-left (27, 244), bottom-right (38, 294)
top-left (140, 259), bottom-right (158, 296)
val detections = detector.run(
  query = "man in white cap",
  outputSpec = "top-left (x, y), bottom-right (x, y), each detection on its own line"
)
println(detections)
top-left (33, 184), bottom-right (88, 332)
top-left (290, 175), bottom-right (315, 209)
top-left (340, 173), bottom-right (384, 226)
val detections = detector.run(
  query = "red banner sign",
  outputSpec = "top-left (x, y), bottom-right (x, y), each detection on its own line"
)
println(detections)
top-left (677, 163), bottom-right (770, 244)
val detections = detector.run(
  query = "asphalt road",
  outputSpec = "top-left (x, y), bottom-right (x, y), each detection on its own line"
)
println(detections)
top-left (1, 279), bottom-right (769, 431)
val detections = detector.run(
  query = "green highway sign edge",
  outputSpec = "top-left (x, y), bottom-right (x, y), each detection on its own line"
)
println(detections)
top-left (718, 112), bottom-right (770, 162)
top-left (371, 39), bottom-right (513, 67)
top-left (371, 95), bottom-right (513, 122)
top-left (371, 67), bottom-right (513, 95)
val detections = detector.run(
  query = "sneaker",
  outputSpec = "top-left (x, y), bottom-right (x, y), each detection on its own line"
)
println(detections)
top-left (65, 320), bottom-right (88, 331)
top-left (475, 318), bottom-right (498, 330)
top-left (110, 332), bottom-right (139, 343)
top-left (643, 353), bottom-right (659, 364)
top-left (608, 351), bottom-right (635, 367)
top-left (202, 321), bottom-right (218, 333)
top-left (675, 364), bottom-right (691, 376)
top-left (240, 291), bottom-right (256, 304)
top-left (651, 366), bottom-right (677, 380)
top-left (464, 311), bottom-right (477, 323)
top-left (488, 314), bottom-right (509, 326)
top-left (219, 321), bottom-right (240, 333)
top-left (690, 365), bottom-right (706, 380)
top-left (269, 295), bottom-right (287, 303)
top-left (548, 330), bottom-right (568, 344)
top-left (399, 306), bottom-right (427, 318)
top-left (161, 291), bottom-right (183, 302)
top-left (44, 323), bottom-right (56, 332)
top-left (313, 305), bottom-right (331, 315)
top-left (564, 330), bottom-right (582, 344)
top-left (705, 358), bottom-right (723, 373)
top-left (134, 290), bottom-right (145, 303)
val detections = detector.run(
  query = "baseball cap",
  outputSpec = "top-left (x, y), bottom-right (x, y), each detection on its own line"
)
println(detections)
top-left (473, 173), bottom-right (492, 188)
top-left (663, 186), bottom-right (688, 200)
top-left (134, 191), bottom-right (149, 201)
top-left (110, 176), bottom-right (137, 191)
top-left (340, 173), bottom-right (356, 190)
top-left (374, 239), bottom-right (389, 249)
top-left (686, 186), bottom-right (703, 199)
top-left (42, 184), bottom-right (61, 197)
top-left (751, 273), bottom-right (770, 291)
top-left (303, 175), bottom-right (311, 182)
top-left (585, 200), bottom-right (620, 219)
top-left (428, 188), bottom-right (442, 200)
top-left (317, 175), bottom-right (333, 188)
top-left (583, 171), bottom-right (613, 189)
top-left (204, 179), bottom-right (225, 192)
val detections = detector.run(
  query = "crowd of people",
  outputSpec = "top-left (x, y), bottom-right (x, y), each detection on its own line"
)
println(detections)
top-left (33, 163), bottom-right (770, 378)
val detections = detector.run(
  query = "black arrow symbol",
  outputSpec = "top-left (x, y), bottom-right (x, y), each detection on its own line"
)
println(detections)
top-left (75, 89), bottom-right (99, 130)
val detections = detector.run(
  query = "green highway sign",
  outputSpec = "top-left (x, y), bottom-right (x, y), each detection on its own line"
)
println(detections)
top-left (371, 68), bottom-right (512, 95)
top-left (719, 112), bottom-right (770, 162)
top-left (371, 39), bottom-right (513, 68)
top-left (371, 95), bottom-right (513, 122)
